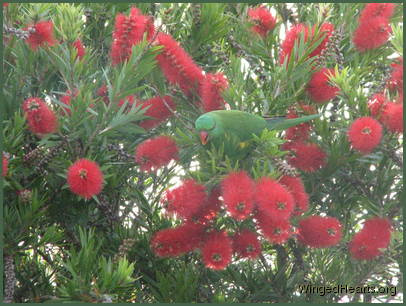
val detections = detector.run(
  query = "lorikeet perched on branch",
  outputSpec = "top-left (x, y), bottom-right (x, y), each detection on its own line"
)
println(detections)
top-left (195, 110), bottom-right (319, 158)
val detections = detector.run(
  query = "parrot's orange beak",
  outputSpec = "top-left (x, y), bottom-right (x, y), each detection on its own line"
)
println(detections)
top-left (200, 131), bottom-right (209, 145)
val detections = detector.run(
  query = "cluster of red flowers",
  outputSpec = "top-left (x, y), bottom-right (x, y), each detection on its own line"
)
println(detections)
top-left (247, 6), bottom-right (276, 38)
top-left (348, 116), bottom-right (383, 154)
top-left (155, 32), bottom-right (204, 95)
top-left (135, 136), bottom-right (179, 172)
top-left (285, 109), bottom-right (312, 141)
top-left (307, 68), bottom-right (339, 103)
top-left (67, 158), bottom-right (104, 199)
top-left (353, 3), bottom-right (396, 52)
top-left (200, 73), bottom-right (229, 112)
top-left (151, 168), bottom-right (340, 270)
top-left (387, 58), bottom-right (403, 95)
top-left (282, 141), bottom-right (327, 173)
top-left (279, 23), bottom-right (334, 65)
top-left (22, 97), bottom-right (58, 136)
top-left (2, 154), bottom-right (8, 177)
top-left (138, 96), bottom-right (176, 130)
top-left (298, 215), bottom-right (342, 248)
top-left (111, 7), bottom-right (154, 65)
top-left (348, 217), bottom-right (392, 260)
top-left (25, 20), bottom-right (57, 50)
top-left (73, 39), bottom-right (86, 60)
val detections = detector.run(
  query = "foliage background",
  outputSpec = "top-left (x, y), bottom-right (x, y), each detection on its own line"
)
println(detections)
top-left (2, 2), bottom-right (403, 303)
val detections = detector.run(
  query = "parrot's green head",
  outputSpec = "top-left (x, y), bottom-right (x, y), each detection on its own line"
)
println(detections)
top-left (195, 113), bottom-right (218, 145)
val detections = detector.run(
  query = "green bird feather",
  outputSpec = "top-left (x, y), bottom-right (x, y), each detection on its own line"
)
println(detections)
top-left (195, 110), bottom-right (320, 158)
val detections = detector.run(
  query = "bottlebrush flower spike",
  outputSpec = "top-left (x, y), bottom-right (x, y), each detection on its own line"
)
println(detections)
top-left (298, 215), bottom-right (342, 248)
top-left (111, 7), bottom-right (155, 65)
top-left (282, 141), bottom-right (327, 172)
top-left (117, 95), bottom-right (136, 112)
top-left (387, 58), bottom-right (403, 94)
top-left (348, 217), bottom-right (392, 260)
top-left (279, 23), bottom-right (309, 64)
top-left (2, 154), bottom-right (8, 177)
top-left (200, 72), bottom-right (229, 112)
top-left (194, 186), bottom-right (222, 224)
top-left (162, 179), bottom-right (207, 220)
top-left (60, 89), bottom-right (79, 116)
top-left (307, 68), bottom-right (339, 103)
top-left (348, 117), bottom-right (383, 154)
top-left (138, 96), bottom-right (176, 130)
top-left (381, 102), bottom-right (403, 133)
top-left (202, 230), bottom-right (232, 270)
top-left (255, 177), bottom-right (295, 220)
top-left (67, 158), bottom-right (104, 199)
top-left (285, 109), bottom-right (311, 141)
top-left (233, 229), bottom-right (262, 259)
top-left (22, 97), bottom-right (58, 135)
top-left (279, 175), bottom-right (309, 216)
top-left (73, 39), bottom-right (85, 60)
top-left (25, 20), bottom-right (57, 50)
top-left (96, 84), bottom-right (110, 105)
top-left (151, 222), bottom-right (206, 257)
top-left (359, 3), bottom-right (396, 22)
top-left (221, 171), bottom-right (255, 220)
top-left (367, 93), bottom-right (387, 118)
top-left (352, 17), bottom-right (391, 52)
top-left (256, 211), bottom-right (292, 244)
top-left (135, 136), bottom-right (179, 172)
top-left (156, 32), bottom-right (204, 95)
top-left (247, 6), bottom-right (276, 37)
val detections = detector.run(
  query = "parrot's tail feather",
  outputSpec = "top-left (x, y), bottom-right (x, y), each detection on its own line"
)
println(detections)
top-left (265, 114), bottom-right (320, 130)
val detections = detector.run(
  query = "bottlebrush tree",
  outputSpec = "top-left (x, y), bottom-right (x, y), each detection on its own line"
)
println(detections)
top-left (2, 2), bottom-right (403, 303)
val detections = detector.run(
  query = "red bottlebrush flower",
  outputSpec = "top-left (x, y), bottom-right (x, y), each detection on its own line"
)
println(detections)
top-left (381, 102), bottom-right (403, 133)
top-left (368, 93), bottom-right (387, 118)
top-left (279, 23), bottom-right (309, 65)
top-left (298, 215), bottom-right (342, 248)
top-left (308, 23), bottom-right (335, 58)
top-left (387, 58), bottom-right (403, 94)
top-left (3, 3), bottom-right (9, 7)
top-left (60, 89), bottom-right (79, 116)
top-left (2, 154), bottom-right (8, 177)
top-left (201, 230), bottom-right (232, 270)
top-left (156, 32), bottom-right (204, 95)
top-left (285, 109), bottom-right (311, 141)
top-left (255, 177), bottom-right (295, 220)
top-left (298, 102), bottom-right (317, 115)
top-left (307, 68), bottom-right (339, 103)
top-left (347, 117), bottom-right (383, 154)
top-left (279, 175), bottom-right (309, 216)
top-left (247, 6), bottom-right (276, 37)
top-left (67, 158), bottom-right (104, 199)
top-left (359, 3), bottom-right (396, 22)
top-left (117, 95), bottom-right (136, 112)
top-left (256, 211), bottom-right (292, 244)
top-left (233, 229), bottom-right (261, 259)
top-left (111, 7), bottom-right (155, 65)
top-left (135, 136), bottom-right (179, 172)
top-left (200, 73), bottom-right (229, 112)
top-left (151, 222), bottom-right (205, 257)
top-left (162, 179), bottom-right (207, 220)
top-left (221, 171), bottom-right (255, 220)
top-left (25, 21), bottom-right (56, 50)
top-left (348, 217), bottom-right (392, 260)
top-left (73, 39), bottom-right (85, 60)
top-left (22, 97), bottom-right (58, 135)
top-left (138, 96), bottom-right (176, 130)
top-left (283, 141), bottom-right (327, 172)
top-left (194, 186), bottom-right (222, 224)
top-left (352, 17), bottom-right (391, 52)
top-left (96, 84), bottom-right (110, 105)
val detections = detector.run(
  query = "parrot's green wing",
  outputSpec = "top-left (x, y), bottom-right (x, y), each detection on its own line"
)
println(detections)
top-left (265, 114), bottom-right (321, 130)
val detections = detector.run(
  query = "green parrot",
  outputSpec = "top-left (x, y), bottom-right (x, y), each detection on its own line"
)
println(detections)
top-left (195, 110), bottom-right (319, 158)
